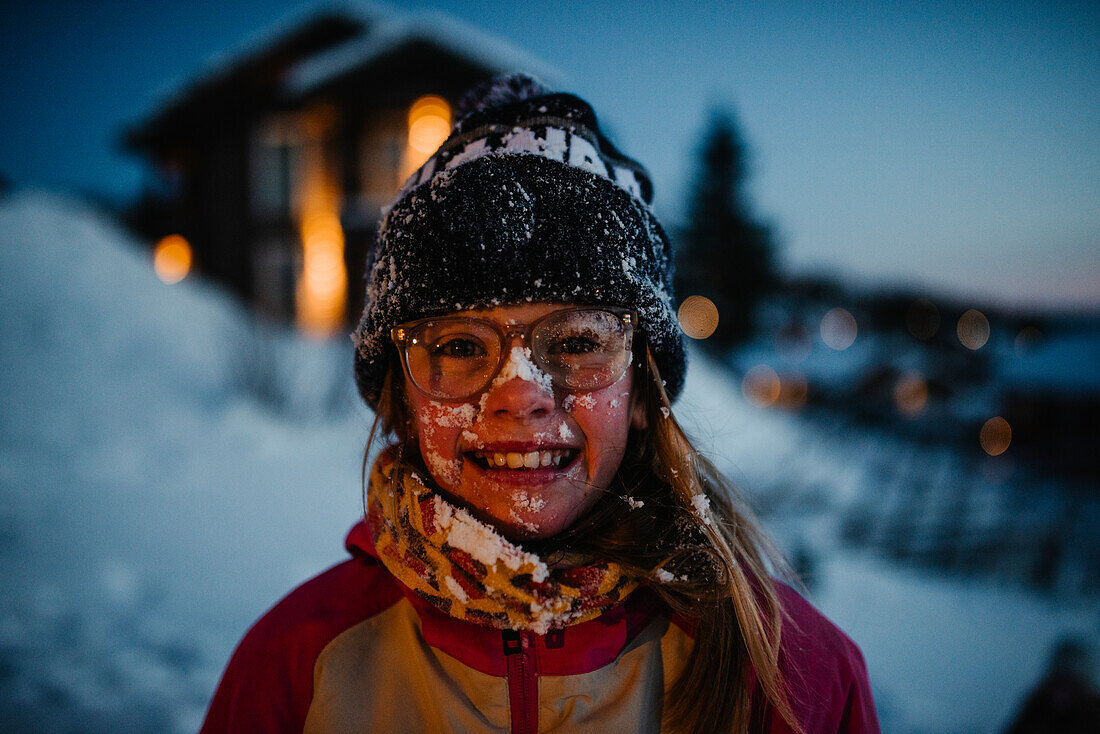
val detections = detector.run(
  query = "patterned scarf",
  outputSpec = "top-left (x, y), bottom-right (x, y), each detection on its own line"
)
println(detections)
top-left (367, 450), bottom-right (639, 633)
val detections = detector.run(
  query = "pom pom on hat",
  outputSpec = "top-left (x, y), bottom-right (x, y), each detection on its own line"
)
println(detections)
top-left (454, 73), bottom-right (551, 121)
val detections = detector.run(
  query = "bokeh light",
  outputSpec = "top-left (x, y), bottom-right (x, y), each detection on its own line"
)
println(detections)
top-left (893, 372), bottom-right (929, 417)
top-left (906, 298), bottom-right (940, 340)
top-left (407, 95), bottom-right (452, 156)
top-left (153, 234), bottom-right (192, 284)
top-left (678, 295), bottom-right (720, 339)
top-left (957, 309), bottom-right (990, 350)
top-left (777, 371), bottom-right (809, 410)
top-left (980, 416), bottom-right (1012, 456)
top-left (742, 365), bottom-right (781, 407)
top-left (820, 307), bottom-right (857, 350)
top-left (296, 146), bottom-right (346, 336)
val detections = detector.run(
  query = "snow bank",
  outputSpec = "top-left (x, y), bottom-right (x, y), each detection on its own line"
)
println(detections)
top-left (0, 191), bottom-right (369, 731)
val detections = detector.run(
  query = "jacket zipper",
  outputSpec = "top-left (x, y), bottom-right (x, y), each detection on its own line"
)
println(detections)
top-left (503, 629), bottom-right (538, 734)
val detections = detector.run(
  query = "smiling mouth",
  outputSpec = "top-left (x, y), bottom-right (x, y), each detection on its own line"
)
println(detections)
top-left (465, 449), bottom-right (578, 470)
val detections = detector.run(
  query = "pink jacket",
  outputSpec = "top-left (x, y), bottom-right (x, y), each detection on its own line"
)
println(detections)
top-left (200, 522), bottom-right (879, 733)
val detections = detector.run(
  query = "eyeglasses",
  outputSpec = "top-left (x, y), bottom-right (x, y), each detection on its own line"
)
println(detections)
top-left (391, 307), bottom-right (635, 401)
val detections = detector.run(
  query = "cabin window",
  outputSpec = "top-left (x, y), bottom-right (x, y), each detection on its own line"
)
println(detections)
top-left (251, 114), bottom-right (306, 218)
top-left (359, 110), bottom-right (405, 209)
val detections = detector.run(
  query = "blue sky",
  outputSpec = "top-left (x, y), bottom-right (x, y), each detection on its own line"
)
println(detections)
top-left (2, 0), bottom-right (1097, 311)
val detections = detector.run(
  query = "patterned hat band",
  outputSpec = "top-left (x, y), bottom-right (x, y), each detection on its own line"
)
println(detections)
top-left (397, 114), bottom-right (653, 206)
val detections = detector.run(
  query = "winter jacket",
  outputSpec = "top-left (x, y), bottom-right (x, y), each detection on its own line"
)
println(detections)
top-left (199, 521), bottom-right (879, 733)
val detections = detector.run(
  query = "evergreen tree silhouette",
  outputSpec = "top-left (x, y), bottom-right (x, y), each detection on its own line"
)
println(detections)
top-left (675, 109), bottom-right (776, 349)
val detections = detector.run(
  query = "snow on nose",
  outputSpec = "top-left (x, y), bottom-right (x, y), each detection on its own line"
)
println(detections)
top-left (492, 346), bottom-right (553, 394)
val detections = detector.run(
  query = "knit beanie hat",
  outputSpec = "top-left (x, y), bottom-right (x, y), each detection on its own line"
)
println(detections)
top-left (353, 74), bottom-right (686, 407)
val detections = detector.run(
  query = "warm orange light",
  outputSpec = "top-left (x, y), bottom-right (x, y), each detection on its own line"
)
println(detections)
top-left (677, 295), bottom-right (720, 339)
top-left (295, 146), bottom-right (346, 336)
top-left (777, 372), bottom-right (809, 410)
top-left (742, 365), bottom-right (781, 407)
top-left (153, 234), bottom-right (192, 284)
top-left (980, 416), bottom-right (1011, 456)
top-left (957, 309), bottom-right (990, 350)
top-left (405, 95), bottom-right (452, 168)
top-left (894, 373), bottom-right (928, 417)
top-left (820, 307), bottom-right (857, 350)
top-left (906, 299), bottom-right (940, 340)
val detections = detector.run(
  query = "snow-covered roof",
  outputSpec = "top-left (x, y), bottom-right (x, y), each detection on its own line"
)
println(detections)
top-left (130, 1), bottom-right (562, 139)
top-left (287, 8), bottom-right (563, 97)
top-left (132, 2), bottom-right (380, 133)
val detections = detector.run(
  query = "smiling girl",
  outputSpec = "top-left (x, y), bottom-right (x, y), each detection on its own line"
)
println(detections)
top-left (201, 75), bottom-right (879, 734)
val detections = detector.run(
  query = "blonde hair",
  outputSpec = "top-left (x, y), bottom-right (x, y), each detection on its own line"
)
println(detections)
top-left (364, 347), bottom-right (802, 734)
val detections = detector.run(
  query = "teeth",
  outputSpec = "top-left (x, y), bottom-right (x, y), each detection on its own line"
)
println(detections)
top-left (474, 449), bottom-right (574, 470)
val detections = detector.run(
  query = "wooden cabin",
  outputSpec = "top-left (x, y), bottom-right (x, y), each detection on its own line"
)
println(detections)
top-left (125, 5), bottom-right (554, 335)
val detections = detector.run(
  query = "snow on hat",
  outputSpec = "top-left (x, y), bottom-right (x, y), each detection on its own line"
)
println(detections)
top-left (353, 74), bottom-right (686, 407)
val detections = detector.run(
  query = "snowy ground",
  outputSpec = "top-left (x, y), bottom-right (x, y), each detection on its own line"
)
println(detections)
top-left (1, 191), bottom-right (1096, 732)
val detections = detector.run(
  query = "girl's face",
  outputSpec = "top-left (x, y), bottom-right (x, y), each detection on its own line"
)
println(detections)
top-left (404, 302), bottom-right (645, 540)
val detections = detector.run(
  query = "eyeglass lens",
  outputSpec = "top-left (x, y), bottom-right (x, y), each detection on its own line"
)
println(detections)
top-left (403, 309), bottom-right (632, 400)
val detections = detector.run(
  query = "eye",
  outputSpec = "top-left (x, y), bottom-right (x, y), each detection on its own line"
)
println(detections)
top-left (547, 335), bottom-right (602, 355)
top-left (431, 336), bottom-right (486, 359)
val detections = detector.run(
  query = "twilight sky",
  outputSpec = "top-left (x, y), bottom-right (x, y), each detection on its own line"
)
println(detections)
top-left (2, 0), bottom-right (1097, 311)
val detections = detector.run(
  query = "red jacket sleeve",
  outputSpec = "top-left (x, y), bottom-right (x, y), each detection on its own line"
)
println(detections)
top-left (199, 558), bottom-right (402, 733)
top-left (762, 583), bottom-right (880, 734)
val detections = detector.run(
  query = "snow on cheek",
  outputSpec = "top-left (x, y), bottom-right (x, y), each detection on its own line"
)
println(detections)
top-left (425, 449), bottom-right (461, 486)
top-left (419, 401), bottom-right (478, 485)
top-left (562, 393), bottom-right (595, 413)
top-left (426, 401), bottom-right (478, 428)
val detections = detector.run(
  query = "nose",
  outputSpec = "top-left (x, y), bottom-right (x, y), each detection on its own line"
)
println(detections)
top-left (480, 345), bottom-right (556, 422)
top-left (482, 376), bottom-right (556, 421)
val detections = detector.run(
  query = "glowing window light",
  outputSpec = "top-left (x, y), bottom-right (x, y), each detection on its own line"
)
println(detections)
top-left (407, 95), bottom-right (451, 156)
top-left (742, 365), bottom-right (781, 408)
top-left (957, 309), bottom-right (990, 350)
top-left (820, 307), bottom-right (857, 350)
top-left (677, 295), bottom-right (720, 339)
top-left (296, 148), bottom-right (346, 336)
top-left (906, 298), bottom-right (940, 340)
top-left (980, 416), bottom-right (1011, 456)
top-left (153, 234), bottom-right (192, 284)
top-left (893, 372), bottom-right (928, 417)
top-left (303, 215), bottom-right (344, 294)
top-left (297, 209), bottom-right (346, 335)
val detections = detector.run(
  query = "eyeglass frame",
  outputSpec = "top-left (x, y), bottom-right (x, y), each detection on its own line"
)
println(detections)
top-left (390, 306), bottom-right (637, 402)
